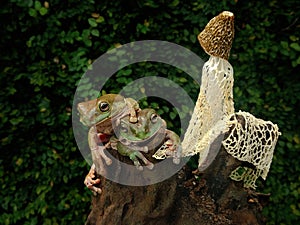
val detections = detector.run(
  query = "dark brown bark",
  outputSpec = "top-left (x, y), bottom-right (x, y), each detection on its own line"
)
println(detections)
top-left (85, 142), bottom-right (269, 225)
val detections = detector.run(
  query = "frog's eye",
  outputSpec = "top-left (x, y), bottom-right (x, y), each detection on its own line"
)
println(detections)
top-left (150, 113), bottom-right (158, 123)
top-left (99, 102), bottom-right (110, 112)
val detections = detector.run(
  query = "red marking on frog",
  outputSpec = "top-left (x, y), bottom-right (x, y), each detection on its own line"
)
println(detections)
top-left (97, 133), bottom-right (111, 143)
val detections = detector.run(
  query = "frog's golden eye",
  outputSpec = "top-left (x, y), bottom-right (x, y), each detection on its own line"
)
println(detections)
top-left (99, 102), bottom-right (110, 112)
top-left (150, 113), bottom-right (158, 123)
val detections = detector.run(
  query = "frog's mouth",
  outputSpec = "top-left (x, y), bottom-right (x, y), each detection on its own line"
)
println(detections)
top-left (79, 112), bottom-right (110, 127)
top-left (78, 114), bottom-right (93, 127)
top-left (78, 102), bottom-right (128, 127)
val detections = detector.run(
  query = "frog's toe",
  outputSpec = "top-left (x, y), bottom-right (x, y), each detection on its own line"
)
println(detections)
top-left (146, 162), bottom-right (154, 170)
top-left (91, 186), bottom-right (102, 195)
top-left (104, 157), bottom-right (112, 165)
top-left (131, 158), bottom-right (143, 170)
top-left (84, 176), bottom-right (102, 195)
top-left (140, 146), bottom-right (148, 153)
top-left (84, 177), bottom-right (100, 187)
top-left (129, 116), bottom-right (138, 123)
top-left (135, 164), bottom-right (143, 171)
top-left (84, 165), bottom-right (98, 185)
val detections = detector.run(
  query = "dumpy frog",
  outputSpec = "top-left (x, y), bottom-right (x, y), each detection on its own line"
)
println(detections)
top-left (77, 94), bottom-right (140, 193)
top-left (110, 108), bottom-right (181, 170)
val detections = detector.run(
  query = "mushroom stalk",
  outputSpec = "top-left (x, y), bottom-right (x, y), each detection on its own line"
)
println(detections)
top-left (181, 11), bottom-right (235, 170)
top-left (182, 12), bottom-right (280, 189)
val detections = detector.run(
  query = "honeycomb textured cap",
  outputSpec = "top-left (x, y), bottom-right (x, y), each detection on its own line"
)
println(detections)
top-left (198, 11), bottom-right (235, 60)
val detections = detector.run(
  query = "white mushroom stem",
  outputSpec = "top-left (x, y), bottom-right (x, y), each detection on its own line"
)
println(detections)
top-left (181, 55), bottom-right (234, 170)
top-left (181, 11), bottom-right (235, 170)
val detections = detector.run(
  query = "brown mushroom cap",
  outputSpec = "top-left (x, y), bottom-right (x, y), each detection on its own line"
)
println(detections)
top-left (198, 11), bottom-right (235, 60)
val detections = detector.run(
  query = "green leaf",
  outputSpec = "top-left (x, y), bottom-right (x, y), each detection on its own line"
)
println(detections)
top-left (88, 18), bottom-right (97, 27)
top-left (96, 16), bottom-right (105, 23)
top-left (179, 77), bottom-right (187, 83)
top-left (289, 35), bottom-right (299, 42)
top-left (290, 43), bottom-right (300, 51)
top-left (39, 7), bottom-right (48, 16)
top-left (162, 106), bottom-right (169, 113)
top-left (292, 56), bottom-right (300, 67)
top-left (9, 117), bottom-right (24, 125)
top-left (84, 39), bottom-right (92, 46)
top-left (170, 0), bottom-right (180, 7)
top-left (116, 77), bottom-right (127, 83)
top-left (63, 175), bottom-right (68, 183)
top-left (169, 112), bottom-right (177, 120)
top-left (28, 8), bottom-right (37, 17)
top-left (34, 1), bottom-right (42, 10)
top-left (122, 69), bottom-right (132, 76)
top-left (36, 185), bottom-right (47, 195)
top-left (280, 41), bottom-right (289, 49)
top-left (91, 29), bottom-right (99, 37)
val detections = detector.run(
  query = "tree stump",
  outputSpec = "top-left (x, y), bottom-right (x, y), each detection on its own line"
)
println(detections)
top-left (85, 142), bottom-right (268, 225)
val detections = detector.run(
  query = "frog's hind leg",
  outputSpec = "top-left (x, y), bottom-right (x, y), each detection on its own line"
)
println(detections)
top-left (129, 151), bottom-right (154, 170)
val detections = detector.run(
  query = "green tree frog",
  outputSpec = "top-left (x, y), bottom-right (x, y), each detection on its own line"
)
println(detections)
top-left (77, 94), bottom-right (140, 194)
top-left (110, 108), bottom-right (181, 170)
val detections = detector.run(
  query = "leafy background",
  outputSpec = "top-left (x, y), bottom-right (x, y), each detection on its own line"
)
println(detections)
top-left (0, 0), bottom-right (299, 224)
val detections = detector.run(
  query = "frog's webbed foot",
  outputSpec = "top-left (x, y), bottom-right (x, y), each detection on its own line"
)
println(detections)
top-left (129, 151), bottom-right (154, 170)
top-left (84, 164), bottom-right (102, 195)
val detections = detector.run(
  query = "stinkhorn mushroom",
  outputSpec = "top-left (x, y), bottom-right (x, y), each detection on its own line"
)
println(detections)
top-left (181, 11), bottom-right (235, 170)
top-left (182, 11), bottom-right (281, 189)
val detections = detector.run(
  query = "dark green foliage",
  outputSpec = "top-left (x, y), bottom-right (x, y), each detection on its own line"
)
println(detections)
top-left (0, 0), bottom-right (299, 224)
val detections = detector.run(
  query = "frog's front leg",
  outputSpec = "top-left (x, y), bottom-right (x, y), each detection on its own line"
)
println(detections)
top-left (88, 126), bottom-right (112, 166)
top-left (153, 130), bottom-right (181, 164)
top-left (129, 151), bottom-right (154, 170)
top-left (118, 143), bottom-right (154, 170)
top-left (118, 139), bottom-right (149, 153)
top-left (166, 130), bottom-right (181, 164)
top-left (84, 164), bottom-right (102, 195)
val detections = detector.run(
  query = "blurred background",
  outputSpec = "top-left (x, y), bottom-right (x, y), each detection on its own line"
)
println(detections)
top-left (0, 0), bottom-right (299, 224)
